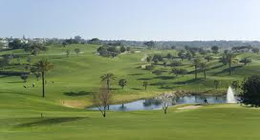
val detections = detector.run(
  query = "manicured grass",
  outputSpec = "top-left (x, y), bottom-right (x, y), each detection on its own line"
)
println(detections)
top-left (1, 44), bottom-right (259, 107)
top-left (1, 44), bottom-right (260, 139)
top-left (1, 104), bottom-right (260, 140)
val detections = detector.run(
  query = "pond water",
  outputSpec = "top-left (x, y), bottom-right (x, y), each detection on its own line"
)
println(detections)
top-left (89, 95), bottom-right (229, 111)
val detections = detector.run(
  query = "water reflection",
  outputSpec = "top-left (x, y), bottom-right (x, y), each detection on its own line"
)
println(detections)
top-left (89, 95), bottom-right (227, 111)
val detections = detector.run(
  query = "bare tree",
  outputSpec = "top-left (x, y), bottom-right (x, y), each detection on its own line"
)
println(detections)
top-left (158, 93), bottom-right (176, 114)
top-left (92, 85), bottom-right (113, 117)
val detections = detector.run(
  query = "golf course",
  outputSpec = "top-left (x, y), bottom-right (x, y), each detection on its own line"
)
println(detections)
top-left (0, 43), bottom-right (260, 140)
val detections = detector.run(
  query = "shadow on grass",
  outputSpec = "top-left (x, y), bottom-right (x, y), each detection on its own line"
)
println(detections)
top-left (174, 78), bottom-right (203, 85)
top-left (7, 81), bottom-right (24, 83)
top-left (0, 75), bottom-right (12, 78)
top-left (137, 78), bottom-right (153, 80)
top-left (211, 64), bottom-right (225, 70)
top-left (129, 73), bottom-right (144, 76)
top-left (150, 82), bottom-right (167, 86)
top-left (131, 88), bottom-right (142, 90)
top-left (159, 86), bottom-right (174, 90)
top-left (153, 76), bottom-right (175, 80)
top-left (214, 65), bottom-right (243, 76)
top-left (64, 91), bottom-right (92, 96)
top-left (16, 117), bottom-right (86, 128)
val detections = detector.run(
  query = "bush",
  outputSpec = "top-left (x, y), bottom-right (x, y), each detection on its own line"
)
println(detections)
top-left (240, 75), bottom-right (260, 107)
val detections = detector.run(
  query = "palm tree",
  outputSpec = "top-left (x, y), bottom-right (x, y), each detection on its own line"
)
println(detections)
top-left (100, 73), bottom-right (116, 91)
top-left (33, 59), bottom-right (53, 97)
top-left (142, 81), bottom-right (149, 90)
top-left (214, 80), bottom-right (220, 90)
top-left (192, 58), bottom-right (201, 79)
top-left (199, 62), bottom-right (209, 79)
top-left (220, 53), bottom-right (238, 75)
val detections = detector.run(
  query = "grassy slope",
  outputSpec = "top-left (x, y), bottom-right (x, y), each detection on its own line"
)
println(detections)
top-left (1, 44), bottom-right (260, 139)
top-left (1, 44), bottom-right (260, 108)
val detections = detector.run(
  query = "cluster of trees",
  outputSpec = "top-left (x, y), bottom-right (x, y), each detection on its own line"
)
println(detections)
top-left (24, 43), bottom-right (47, 56)
top-left (93, 72), bottom-right (153, 117)
top-left (8, 39), bottom-right (48, 56)
top-left (97, 44), bottom-right (130, 57)
top-left (231, 46), bottom-right (259, 53)
top-left (66, 48), bottom-right (81, 57)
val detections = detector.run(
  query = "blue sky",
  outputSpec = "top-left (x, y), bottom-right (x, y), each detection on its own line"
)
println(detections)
top-left (0, 0), bottom-right (260, 41)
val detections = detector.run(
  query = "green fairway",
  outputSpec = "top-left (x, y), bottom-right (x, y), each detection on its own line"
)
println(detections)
top-left (1, 44), bottom-right (260, 140)
top-left (0, 44), bottom-right (259, 107)
top-left (1, 104), bottom-right (260, 140)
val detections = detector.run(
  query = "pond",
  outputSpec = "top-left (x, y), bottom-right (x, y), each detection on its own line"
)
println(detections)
top-left (89, 95), bottom-right (229, 111)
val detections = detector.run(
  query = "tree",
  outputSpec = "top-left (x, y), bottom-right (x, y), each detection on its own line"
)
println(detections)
top-left (145, 65), bottom-right (154, 71)
top-left (252, 48), bottom-right (260, 54)
top-left (152, 70), bottom-right (163, 75)
top-left (219, 53), bottom-right (238, 75)
top-left (146, 56), bottom-right (152, 63)
top-left (232, 80), bottom-right (239, 90)
top-left (74, 48), bottom-right (81, 55)
top-left (192, 58), bottom-right (201, 79)
top-left (152, 54), bottom-right (163, 64)
top-left (240, 75), bottom-right (260, 107)
top-left (126, 47), bottom-right (131, 52)
top-left (159, 94), bottom-right (175, 114)
top-left (144, 41), bottom-right (155, 49)
top-left (118, 79), bottom-right (127, 89)
top-left (20, 74), bottom-right (28, 83)
top-left (224, 50), bottom-right (229, 54)
top-left (239, 57), bottom-right (251, 66)
top-left (0, 56), bottom-right (10, 70)
top-left (214, 80), bottom-right (220, 89)
top-left (170, 68), bottom-right (188, 77)
top-left (171, 68), bottom-right (180, 77)
top-left (34, 72), bottom-right (41, 81)
top-left (8, 39), bottom-right (24, 49)
top-left (166, 53), bottom-right (173, 60)
top-left (170, 60), bottom-right (182, 67)
top-left (178, 50), bottom-right (186, 61)
top-left (211, 46), bottom-right (219, 54)
top-left (186, 51), bottom-right (193, 60)
top-left (199, 62), bottom-right (209, 79)
top-left (179, 69), bottom-right (188, 76)
top-left (142, 81), bottom-right (149, 90)
top-left (62, 41), bottom-right (67, 47)
top-left (66, 50), bottom-right (71, 57)
top-left (32, 59), bottom-right (53, 97)
top-left (163, 61), bottom-right (167, 67)
top-left (88, 38), bottom-right (101, 44)
top-left (204, 56), bottom-right (213, 62)
top-left (171, 45), bottom-right (176, 50)
top-left (92, 85), bottom-right (113, 117)
top-left (74, 35), bottom-right (83, 43)
top-left (120, 46), bottom-right (126, 53)
top-left (100, 73), bottom-right (116, 92)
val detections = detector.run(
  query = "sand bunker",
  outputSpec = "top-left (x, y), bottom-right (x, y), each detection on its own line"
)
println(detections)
top-left (178, 105), bottom-right (202, 110)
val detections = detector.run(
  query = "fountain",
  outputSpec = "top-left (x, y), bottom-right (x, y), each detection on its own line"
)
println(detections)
top-left (227, 86), bottom-right (237, 103)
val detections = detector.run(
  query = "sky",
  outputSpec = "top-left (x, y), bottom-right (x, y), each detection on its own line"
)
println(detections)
top-left (0, 0), bottom-right (260, 41)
